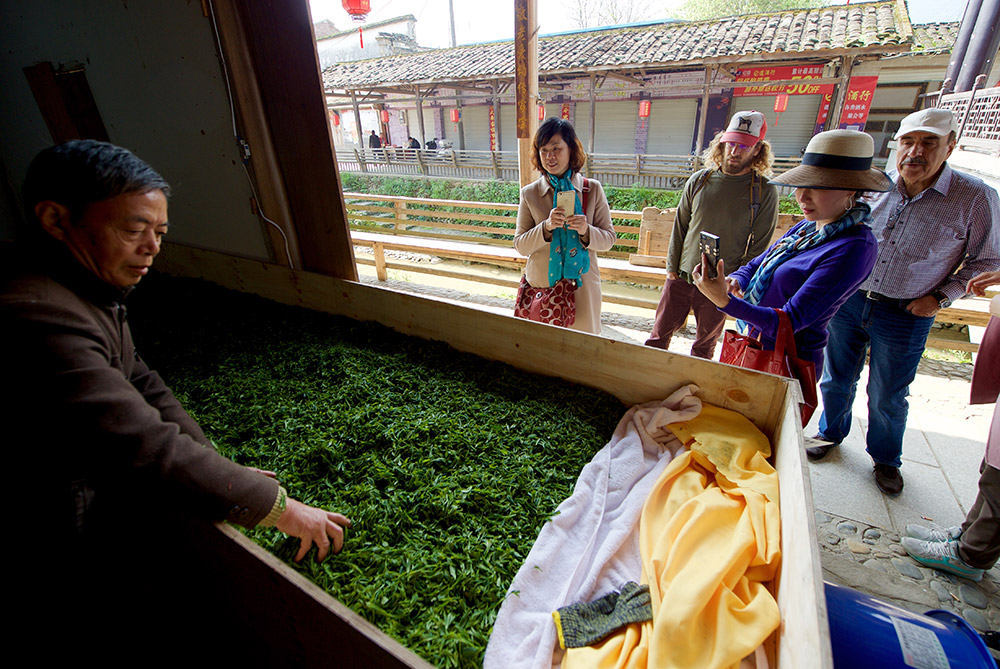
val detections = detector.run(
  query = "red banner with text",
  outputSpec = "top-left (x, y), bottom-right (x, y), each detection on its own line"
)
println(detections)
top-left (837, 76), bottom-right (879, 130)
top-left (733, 65), bottom-right (833, 97)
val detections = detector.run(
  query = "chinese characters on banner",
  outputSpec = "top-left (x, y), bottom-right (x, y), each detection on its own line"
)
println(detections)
top-left (489, 107), bottom-right (497, 151)
top-left (814, 93), bottom-right (833, 135)
top-left (514, 2), bottom-right (530, 137)
top-left (561, 103), bottom-right (571, 120)
top-left (732, 65), bottom-right (834, 98)
top-left (837, 76), bottom-right (879, 130)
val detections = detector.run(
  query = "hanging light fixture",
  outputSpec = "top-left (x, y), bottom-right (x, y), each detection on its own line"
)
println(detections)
top-left (774, 94), bottom-right (789, 114)
top-left (342, 0), bottom-right (370, 48)
top-left (538, 104), bottom-right (545, 121)
top-left (638, 100), bottom-right (651, 118)
top-left (380, 109), bottom-right (390, 124)
top-left (331, 111), bottom-right (341, 127)
top-left (342, 0), bottom-right (370, 22)
top-left (450, 109), bottom-right (461, 123)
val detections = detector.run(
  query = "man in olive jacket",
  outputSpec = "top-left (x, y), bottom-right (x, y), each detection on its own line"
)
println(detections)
top-left (1, 140), bottom-right (350, 656)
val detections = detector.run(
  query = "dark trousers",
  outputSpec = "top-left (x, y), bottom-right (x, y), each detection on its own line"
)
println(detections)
top-left (959, 411), bottom-right (1000, 570)
top-left (645, 277), bottom-right (726, 359)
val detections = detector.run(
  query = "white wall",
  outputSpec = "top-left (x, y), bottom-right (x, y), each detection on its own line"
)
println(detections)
top-left (0, 1), bottom-right (270, 259)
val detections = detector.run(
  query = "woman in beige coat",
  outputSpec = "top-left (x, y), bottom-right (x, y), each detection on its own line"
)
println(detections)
top-left (513, 118), bottom-right (617, 334)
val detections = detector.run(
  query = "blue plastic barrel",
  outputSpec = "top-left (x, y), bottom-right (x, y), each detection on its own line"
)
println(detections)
top-left (824, 581), bottom-right (996, 668)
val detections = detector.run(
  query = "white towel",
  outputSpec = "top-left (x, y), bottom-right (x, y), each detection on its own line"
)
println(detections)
top-left (484, 384), bottom-right (703, 669)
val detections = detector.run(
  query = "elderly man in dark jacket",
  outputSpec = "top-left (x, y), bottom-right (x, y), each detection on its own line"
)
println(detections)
top-left (2, 141), bottom-right (351, 656)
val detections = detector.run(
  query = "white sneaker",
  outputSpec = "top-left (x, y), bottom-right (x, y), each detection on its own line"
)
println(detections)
top-left (904, 524), bottom-right (962, 543)
top-left (900, 537), bottom-right (983, 582)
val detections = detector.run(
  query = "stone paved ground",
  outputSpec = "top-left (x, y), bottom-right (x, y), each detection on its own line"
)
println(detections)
top-left (357, 265), bottom-right (999, 658)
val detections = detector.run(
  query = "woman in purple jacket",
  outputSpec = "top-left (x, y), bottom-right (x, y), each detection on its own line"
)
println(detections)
top-left (693, 129), bottom-right (891, 371)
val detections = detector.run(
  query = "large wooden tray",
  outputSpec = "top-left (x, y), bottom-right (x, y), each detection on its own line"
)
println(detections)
top-left (151, 242), bottom-right (832, 668)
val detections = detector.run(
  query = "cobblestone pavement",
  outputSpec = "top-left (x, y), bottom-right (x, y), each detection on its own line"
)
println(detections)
top-left (815, 509), bottom-right (1000, 633)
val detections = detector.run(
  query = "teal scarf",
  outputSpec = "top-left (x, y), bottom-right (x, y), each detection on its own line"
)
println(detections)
top-left (739, 202), bottom-right (870, 333)
top-left (546, 170), bottom-right (590, 286)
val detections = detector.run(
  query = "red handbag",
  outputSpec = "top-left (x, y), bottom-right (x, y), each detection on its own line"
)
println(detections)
top-left (719, 309), bottom-right (818, 426)
top-left (514, 275), bottom-right (577, 327)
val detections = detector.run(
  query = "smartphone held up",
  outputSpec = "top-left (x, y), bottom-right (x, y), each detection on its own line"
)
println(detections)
top-left (699, 231), bottom-right (720, 279)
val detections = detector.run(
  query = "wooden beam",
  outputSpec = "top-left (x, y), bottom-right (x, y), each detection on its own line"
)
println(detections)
top-left (515, 0), bottom-right (539, 187)
top-left (694, 65), bottom-right (713, 160)
top-left (209, 1), bottom-right (301, 269)
top-left (224, 0), bottom-right (357, 280)
top-left (827, 56), bottom-right (855, 131)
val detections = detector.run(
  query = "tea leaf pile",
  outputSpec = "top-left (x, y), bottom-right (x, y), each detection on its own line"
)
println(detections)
top-left (129, 274), bottom-right (624, 667)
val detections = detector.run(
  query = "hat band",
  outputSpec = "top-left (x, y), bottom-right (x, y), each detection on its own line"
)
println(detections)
top-left (801, 152), bottom-right (872, 171)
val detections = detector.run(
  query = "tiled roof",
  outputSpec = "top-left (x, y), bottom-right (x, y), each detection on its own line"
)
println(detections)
top-left (323, 1), bottom-right (913, 90)
top-left (911, 22), bottom-right (960, 54)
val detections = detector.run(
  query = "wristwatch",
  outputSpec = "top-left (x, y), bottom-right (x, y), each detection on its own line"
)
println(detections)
top-left (931, 290), bottom-right (952, 309)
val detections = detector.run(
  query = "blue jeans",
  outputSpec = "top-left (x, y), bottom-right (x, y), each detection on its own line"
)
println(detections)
top-left (818, 291), bottom-right (935, 468)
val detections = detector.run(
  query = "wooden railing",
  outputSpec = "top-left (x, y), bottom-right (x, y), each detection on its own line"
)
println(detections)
top-left (344, 191), bottom-right (644, 260)
top-left (338, 149), bottom-right (820, 188)
top-left (344, 192), bottom-right (992, 350)
top-left (939, 85), bottom-right (1000, 157)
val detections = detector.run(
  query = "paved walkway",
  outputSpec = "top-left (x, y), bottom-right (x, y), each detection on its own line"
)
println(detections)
top-left (355, 262), bottom-right (999, 652)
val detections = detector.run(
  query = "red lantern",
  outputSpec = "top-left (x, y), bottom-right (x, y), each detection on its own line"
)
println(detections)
top-left (331, 112), bottom-right (341, 127)
top-left (450, 109), bottom-right (461, 123)
top-left (380, 110), bottom-right (390, 124)
top-left (538, 104), bottom-right (545, 121)
top-left (774, 94), bottom-right (789, 113)
top-left (638, 100), bottom-right (651, 118)
top-left (342, 0), bottom-right (370, 22)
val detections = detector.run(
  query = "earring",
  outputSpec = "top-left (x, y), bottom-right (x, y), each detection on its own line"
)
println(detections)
top-left (844, 199), bottom-right (852, 212)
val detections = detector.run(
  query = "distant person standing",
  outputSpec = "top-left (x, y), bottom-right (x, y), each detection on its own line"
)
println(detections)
top-left (368, 129), bottom-right (381, 149)
top-left (810, 108), bottom-right (1000, 497)
top-left (645, 111), bottom-right (778, 358)
top-left (426, 137), bottom-right (438, 150)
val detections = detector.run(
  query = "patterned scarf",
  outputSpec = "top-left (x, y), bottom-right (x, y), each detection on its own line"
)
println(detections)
top-left (547, 170), bottom-right (590, 286)
top-left (738, 202), bottom-right (870, 333)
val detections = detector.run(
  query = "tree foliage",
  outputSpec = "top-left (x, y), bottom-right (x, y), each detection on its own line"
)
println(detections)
top-left (678, 0), bottom-right (824, 21)
top-left (563, 0), bottom-right (659, 29)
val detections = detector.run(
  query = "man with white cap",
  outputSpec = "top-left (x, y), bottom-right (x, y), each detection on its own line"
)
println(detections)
top-left (646, 110), bottom-right (778, 358)
top-left (810, 108), bottom-right (1000, 496)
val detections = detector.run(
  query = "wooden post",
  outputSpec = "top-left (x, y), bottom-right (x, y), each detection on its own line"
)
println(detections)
top-left (415, 84), bottom-right (426, 145)
top-left (396, 201), bottom-right (408, 229)
top-left (492, 151), bottom-right (501, 180)
top-left (588, 73), bottom-right (597, 154)
top-left (456, 94), bottom-right (466, 150)
top-left (492, 80), bottom-right (503, 152)
top-left (694, 65), bottom-right (713, 164)
top-left (354, 147), bottom-right (367, 173)
top-left (515, 0), bottom-right (539, 188)
top-left (827, 56), bottom-right (854, 131)
top-left (373, 241), bottom-right (388, 281)
top-left (351, 90), bottom-right (364, 148)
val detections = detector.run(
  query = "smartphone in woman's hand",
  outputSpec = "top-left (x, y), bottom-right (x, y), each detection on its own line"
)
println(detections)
top-left (699, 231), bottom-right (720, 279)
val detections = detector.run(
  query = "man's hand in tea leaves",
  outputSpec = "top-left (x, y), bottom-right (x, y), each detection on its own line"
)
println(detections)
top-left (276, 499), bottom-right (352, 562)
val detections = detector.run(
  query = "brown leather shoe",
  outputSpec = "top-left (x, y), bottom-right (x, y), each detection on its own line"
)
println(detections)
top-left (874, 464), bottom-right (904, 496)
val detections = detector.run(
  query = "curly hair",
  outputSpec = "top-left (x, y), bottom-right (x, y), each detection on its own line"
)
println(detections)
top-left (701, 133), bottom-right (774, 177)
top-left (531, 118), bottom-right (587, 174)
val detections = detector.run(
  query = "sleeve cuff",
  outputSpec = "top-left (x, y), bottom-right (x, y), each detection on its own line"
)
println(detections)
top-left (257, 486), bottom-right (287, 527)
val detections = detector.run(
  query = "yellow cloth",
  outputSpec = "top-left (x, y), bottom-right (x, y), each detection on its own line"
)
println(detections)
top-left (563, 404), bottom-right (781, 669)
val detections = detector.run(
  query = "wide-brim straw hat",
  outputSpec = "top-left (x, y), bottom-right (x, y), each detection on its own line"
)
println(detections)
top-left (769, 129), bottom-right (892, 192)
